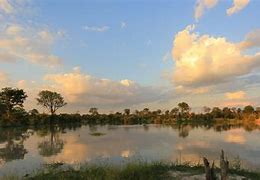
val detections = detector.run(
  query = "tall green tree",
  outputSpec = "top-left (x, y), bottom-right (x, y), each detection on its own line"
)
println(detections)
top-left (37, 90), bottom-right (67, 115)
top-left (0, 87), bottom-right (27, 118)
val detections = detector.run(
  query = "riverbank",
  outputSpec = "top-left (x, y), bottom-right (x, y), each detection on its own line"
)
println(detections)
top-left (4, 162), bottom-right (259, 180)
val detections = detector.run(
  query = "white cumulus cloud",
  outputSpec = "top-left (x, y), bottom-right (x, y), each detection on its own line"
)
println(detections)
top-left (171, 25), bottom-right (260, 88)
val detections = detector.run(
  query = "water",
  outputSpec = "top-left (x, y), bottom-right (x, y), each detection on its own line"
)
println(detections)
top-left (0, 123), bottom-right (260, 177)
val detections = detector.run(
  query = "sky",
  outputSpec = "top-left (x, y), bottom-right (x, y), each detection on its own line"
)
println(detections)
top-left (0, 0), bottom-right (260, 113)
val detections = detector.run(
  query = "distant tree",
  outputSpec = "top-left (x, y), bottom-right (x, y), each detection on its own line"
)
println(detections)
top-left (170, 108), bottom-right (179, 117)
top-left (37, 90), bottom-right (67, 115)
top-left (231, 107), bottom-right (237, 113)
top-left (134, 110), bottom-right (139, 115)
top-left (29, 109), bottom-right (39, 116)
top-left (203, 106), bottom-right (211, 114)
top-left (165, 110), bottom-right (170, 116)
top-left (256, 107), bottom-right (260, 114)
top-left (124, 109), bottom-right (130, 116)
top-left (178, 102), bottom-right (190, 115)
top-left (89, 107), bottom-right (98, 115)
top-left (243, 105), bottom-right (254, 114)
top-left (142, 108), bottom-right (150, 115)
top-left (0, 87), bottom-right (27, 118)
top-left (211, 107), bottom-right (223, 118)
top-left (222, 107), bottom-right (233, 119)
top-left (156, 109), bottom-right (162, 115)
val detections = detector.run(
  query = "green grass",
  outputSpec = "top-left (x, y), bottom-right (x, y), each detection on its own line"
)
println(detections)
top-left (25, 162), bottom-right (204, 180)
top-left (3, 161), bottom-right (260, 180)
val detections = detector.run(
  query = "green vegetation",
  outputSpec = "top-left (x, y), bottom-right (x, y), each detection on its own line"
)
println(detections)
top-left (0, 86), bottom-right (260, 128)
top-left (37, 90), bottom-right (67, 115)
top-left (17, 161), bottom-right (260, 180)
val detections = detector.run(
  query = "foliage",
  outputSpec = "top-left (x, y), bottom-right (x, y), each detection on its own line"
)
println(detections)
top-left (89, 107), bottom-right (98, 115)
top-left (37, 90), bottom-right (67, 115)
top-left (0, 87), bottom-right (27, 118)
top-left (243, 105), bottom-right (255, 114)
top-left (25, 161), bottom-right (260, 180)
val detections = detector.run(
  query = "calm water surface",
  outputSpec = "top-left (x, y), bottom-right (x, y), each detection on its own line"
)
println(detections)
top-left (0, 124), bottom-right (260, 177)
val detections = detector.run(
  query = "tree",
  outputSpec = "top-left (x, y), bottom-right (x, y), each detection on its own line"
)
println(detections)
top-left (124, 109), bottom-right (130, 116)
top-left (170, 108), bottom-right (179, 117)
top-left (37, 90), bottom-right (67, 115)
top-left (211, 107), bottom-right (223, 118)
top-left (29, 109), bottom-right (39, 115)
top-left (156, 109), bottom-right (162, 115)
top-left (142, 108), bottom-right (150, 115)
top-left (0, 87), bottom-right (27, 118)
top-left (222, 107), bottom-right (234, 119)
top-left (178, 102), bottom-right (190, 114)
top-left (89, 107), bottom-right (98, 115)
top-left (243, 105), bottom-right (254, 114)
top-left (203, 106), bottom-right (211, 114)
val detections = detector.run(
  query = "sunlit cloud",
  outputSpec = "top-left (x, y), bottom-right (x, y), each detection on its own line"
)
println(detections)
top-left (171, 25), bottom-right (260, 88)
top-left (83, 25), bottom-right (110, 32)
top-left (0, 24), bottom-right (62, 66)
top-left (238, 29), bottom-right (260, 49)
top-left (225, 91), bottom-right (246, 100)
top-left (194, 0), bottom-right (218, 21)
top-left (175, 85), bottom-right (209, 95)
top-left (227, 0), bottom-right (250, 16)
top-left (194, 0), bottom-right (250, 20)
top-left (222, 100), bottom-right (253, 107)
top-left (44, 67), bottom-right (170, 108)
top-left (0, 0), bottom-right (64, 67)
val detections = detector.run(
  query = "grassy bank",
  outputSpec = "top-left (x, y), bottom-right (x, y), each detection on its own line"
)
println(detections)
top-left (13, 162), bottom-right (260, 180)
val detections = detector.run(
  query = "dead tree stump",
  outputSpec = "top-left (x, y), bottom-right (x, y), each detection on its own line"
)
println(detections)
top-left (220, 150), bottom-right (229, 180)
top-left (203, 157), bottom-right (216, 180)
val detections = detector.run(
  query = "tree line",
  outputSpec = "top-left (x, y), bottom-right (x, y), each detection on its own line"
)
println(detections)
top-left (0, 87), bottom-right (259, 127)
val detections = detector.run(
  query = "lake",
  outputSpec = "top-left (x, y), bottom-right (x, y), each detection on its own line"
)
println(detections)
top-left (0, 123), bottom-right (260, 177)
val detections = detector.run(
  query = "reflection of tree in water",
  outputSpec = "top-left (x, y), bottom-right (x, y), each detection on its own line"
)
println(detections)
top-left (163, 119), bottom-right (260, 138)
top-left (0, 141), bottom-right (27, 162)
top-left (178, 125), bottom-right (191, 138)
top-left (38, 125), bottom-right (65, 157)
top-left (0, 128), bottom-right (30, 162)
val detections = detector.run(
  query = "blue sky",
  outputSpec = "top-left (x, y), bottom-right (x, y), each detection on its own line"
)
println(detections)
top-left (0, 0), bottom-right (260, 113)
